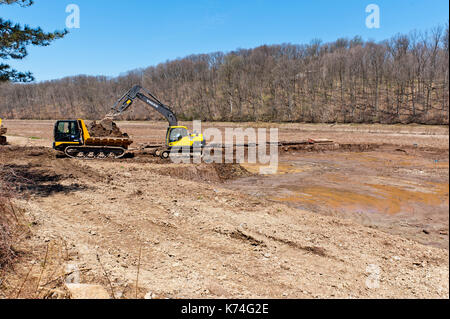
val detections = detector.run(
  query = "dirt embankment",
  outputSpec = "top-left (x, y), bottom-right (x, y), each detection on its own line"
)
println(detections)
top-left (154, 163), bottom-right (253, 183)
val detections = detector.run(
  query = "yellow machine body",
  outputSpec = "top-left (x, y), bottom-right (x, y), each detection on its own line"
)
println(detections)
top-left (166, 126), bottom-right (204, 148)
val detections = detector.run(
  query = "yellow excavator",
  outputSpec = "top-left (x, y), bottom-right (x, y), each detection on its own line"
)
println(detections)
top-left (108, 85), bottom-right (205, 158)
top-left (0, 118), bottom-right (7, 145)
top-left (53, 86), bottom-right (204, 159)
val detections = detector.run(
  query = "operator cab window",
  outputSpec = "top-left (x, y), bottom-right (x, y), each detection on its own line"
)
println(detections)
top-left (55, 121), bottom-right (80, 141)
top-left (169, 127), bottom-right (188, 143)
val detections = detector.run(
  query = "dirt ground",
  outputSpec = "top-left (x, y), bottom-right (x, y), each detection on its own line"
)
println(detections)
top-left (237, 144), bottom-right (449, 249)
top-left (0, 121), bottom-right (448, 299)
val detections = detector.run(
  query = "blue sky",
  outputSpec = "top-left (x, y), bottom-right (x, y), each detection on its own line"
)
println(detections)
top-left (1, 0), bottom-right (448, 82)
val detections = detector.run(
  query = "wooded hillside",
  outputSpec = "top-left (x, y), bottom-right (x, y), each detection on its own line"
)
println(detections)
top-left (0, 25), bottom-right (448, 124)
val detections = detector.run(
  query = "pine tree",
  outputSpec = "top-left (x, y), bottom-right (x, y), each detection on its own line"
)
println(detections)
top-left (0, 0), bottom-right (67, 82)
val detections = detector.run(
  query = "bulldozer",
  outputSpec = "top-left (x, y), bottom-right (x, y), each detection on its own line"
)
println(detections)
top-left (0, 118), bottom-right (7, 145)
top-left (53, 85), bottom-right (204, 159)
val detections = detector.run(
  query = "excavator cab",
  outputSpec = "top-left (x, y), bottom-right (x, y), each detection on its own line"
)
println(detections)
top-left (167, 126), bottom-right (204, 148)
top-left (167, 126), bottom-right (188, 144)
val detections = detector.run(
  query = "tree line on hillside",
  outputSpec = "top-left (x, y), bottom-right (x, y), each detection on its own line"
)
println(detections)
top-left (0, 25), bottom-right (448, 124)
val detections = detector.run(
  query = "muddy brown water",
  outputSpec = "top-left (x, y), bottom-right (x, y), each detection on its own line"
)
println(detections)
top-left (227, 145), bottom-right (449, 249)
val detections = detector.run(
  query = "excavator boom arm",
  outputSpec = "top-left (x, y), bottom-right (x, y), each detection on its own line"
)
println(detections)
top-left (108, 85), bottom-right (178, 127)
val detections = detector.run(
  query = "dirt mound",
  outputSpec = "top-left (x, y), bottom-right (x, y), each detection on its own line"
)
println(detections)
top-left (87, 118), bottom-right (129, 138)
top-left (280, 143), bottom-right (381, 153)
top-left (212, 163), bottom-right (252, 181)
top-left (337, 143), bottom-right (379, 152)
top-left (154, 163), bottom-right (252, 183)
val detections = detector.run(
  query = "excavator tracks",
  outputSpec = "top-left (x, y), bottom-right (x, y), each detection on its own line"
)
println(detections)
top-left (64, 146), bottom-right (126, 159)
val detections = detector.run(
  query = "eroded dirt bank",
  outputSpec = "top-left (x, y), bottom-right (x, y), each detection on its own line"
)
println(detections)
top-left (0, 146), bottom-right (448, 299)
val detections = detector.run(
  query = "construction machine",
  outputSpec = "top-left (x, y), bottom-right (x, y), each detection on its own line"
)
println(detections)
top-left (52, 85), bottom-right (204, 159)
top-left (0, 118), bottom-right (7, 145)
top-left (107, 85), bottom-right (205, 159)
top-left (53, 119), bottom-right (133, 159)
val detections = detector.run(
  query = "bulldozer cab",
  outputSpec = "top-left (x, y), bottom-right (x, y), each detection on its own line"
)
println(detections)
top-left (54, 120), bottom-right (81, 143)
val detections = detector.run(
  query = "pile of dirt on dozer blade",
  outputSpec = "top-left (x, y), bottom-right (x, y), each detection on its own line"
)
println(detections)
top-left (87, 118), bottom-right (129, 138)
